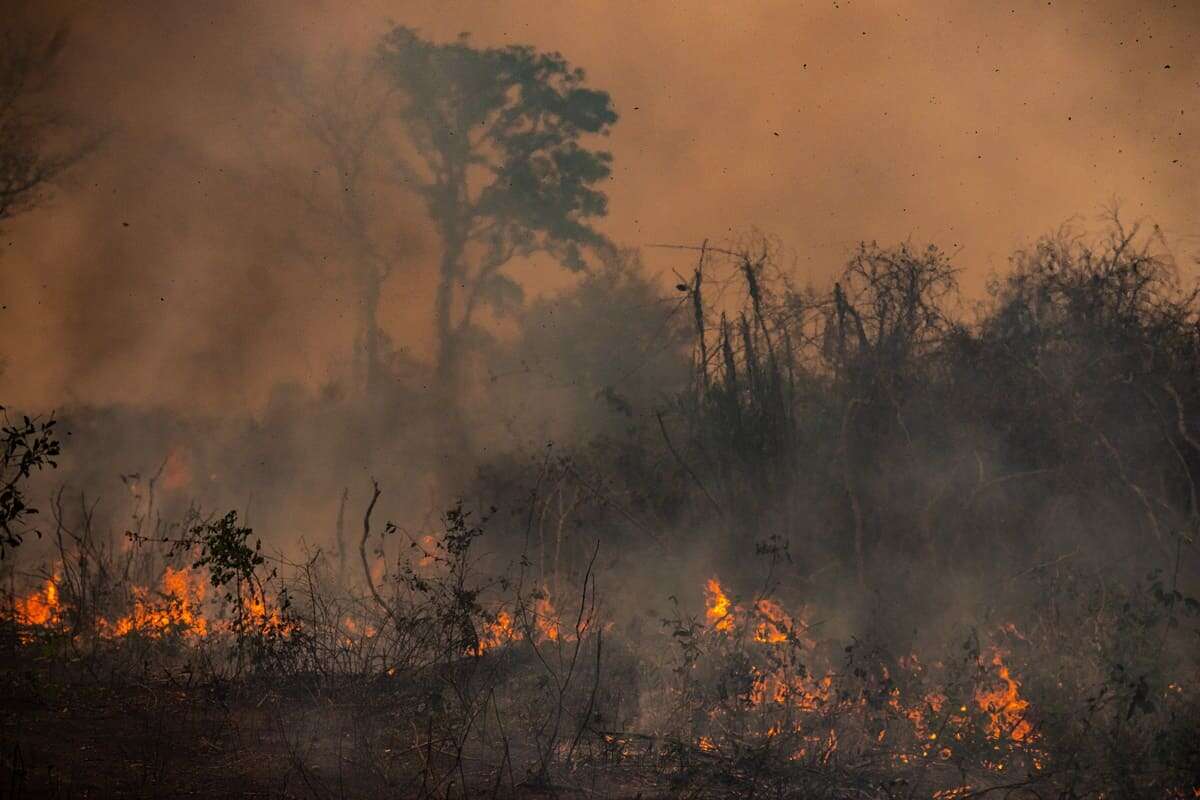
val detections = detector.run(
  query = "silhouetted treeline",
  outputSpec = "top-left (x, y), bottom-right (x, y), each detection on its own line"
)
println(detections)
top-left (694, 221), bottom-right (1198, 581)
top-left (467, 220), bottom-right (1199, 613)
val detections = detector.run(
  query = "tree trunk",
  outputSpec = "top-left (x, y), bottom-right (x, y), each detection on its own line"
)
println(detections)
top-left (433, 240), bottom-right (473, 496)
top-left (339, 178), bottom-right (384, 395)
top-left (362, 264), bottom-right (382, 392)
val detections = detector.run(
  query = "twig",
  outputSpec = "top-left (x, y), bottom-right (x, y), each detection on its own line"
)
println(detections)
top-left (655, 411), bottom-right (723, 519)
top-left (359, 480), bottom-right (389, 619)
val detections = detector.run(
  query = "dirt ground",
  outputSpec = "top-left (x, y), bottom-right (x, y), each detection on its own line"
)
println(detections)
top-left (0, 649), bottom-right (649, 800)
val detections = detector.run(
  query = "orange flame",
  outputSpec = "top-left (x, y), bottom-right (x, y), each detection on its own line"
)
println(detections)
top-left (100, 566), bottom-right (209, 639)
top-left (975, 650), bottom-right (1033, 741)
top-left (753, 597), bottom-right (792, 643)
top-left (8, 564), bottom-right (299, 643)
top-left (470, 610), bottom-right (516, 656)
top-left (705, 578), bottom-right (734, 632)
top-left (240, 590), bottom-right (296, 636)
top-left (417, 534), bottom-right (437, 568)
top-left (343, 616), bottom-right (377, 638)
top-left (13, 574), bottom-right (63, 627)
top-left (534, 592), bottom-right (560, 642)
top-left (466, 590), bottom-right (569, 656)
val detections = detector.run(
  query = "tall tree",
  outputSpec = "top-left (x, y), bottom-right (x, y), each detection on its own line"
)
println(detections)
top-left (272, 54), bottom-right (399, 393)
top-left (377, 28), bottom-right (618, 463)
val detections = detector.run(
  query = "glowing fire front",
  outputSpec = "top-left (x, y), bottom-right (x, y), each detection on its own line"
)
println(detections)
top-left (7, 564), bottom-right (293, 641)
top-left (698, 575), bottom-right (1040, 768)
top-left (470, 610), bottom-right (516, 656)
top-left (99, 566), bottom-right (210, 638)
top-left (704, 578), bottom-right (734, 631)
top-left (14, 574), bottom-right (62, 627)
top-left (468, 588), bottom-right (565, 656)
top-left (753, 597), bottom-right (792, 644)
top-left (976, 650), bottom-right (1033, 741)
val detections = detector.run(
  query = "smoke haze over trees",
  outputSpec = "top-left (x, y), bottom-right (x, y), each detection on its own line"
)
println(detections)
top-left (1, 0), bottom-right (1196, 411)
top-left (0, 2), bottom-right (1199, 798)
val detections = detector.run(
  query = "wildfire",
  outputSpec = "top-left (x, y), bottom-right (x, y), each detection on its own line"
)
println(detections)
top-left (466, 589), bottom-right (567, 656)
top-left (754, 597), bottom-right (797, 643)
top-left (417, 534), bottom-right (437, 568)
top-left (13, 574), bottom-right (63, 627)
top-left (749, 669), bottom-right (833, 710)
top-left (101, 565), bottom-right (210, 638)
top-left (705, 578), bottom-right (734, 631)
top-left (470, 610), bottom-right (516, 656)
top-left (534, 591), bottom-right (559, 641)
top-left (240, 590), bottom-right (296, 636)
top-left (343, 616), bottom-right (378, 639)
top-left (976, 650), bottom-right (1033, 741)
top-left (693, 578), bottom-right (1046, 779)
top-left (705, 577), bottom-right (812, 646)
top-left (703, 578), bottom-right (831, 712)
top-left (7, 563), bottom-right (302, 643)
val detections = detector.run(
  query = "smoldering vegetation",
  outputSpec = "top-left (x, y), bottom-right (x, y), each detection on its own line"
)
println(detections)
top-left (2, 13), bottom-right (1200, 800)
top-left (5, 220), bottom-right (1199, 799)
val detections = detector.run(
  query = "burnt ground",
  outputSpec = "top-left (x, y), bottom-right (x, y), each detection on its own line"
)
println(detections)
top-left (2, 656), bottom-right (296, 799)
top-left (0, 649), bottom-right (645, 800)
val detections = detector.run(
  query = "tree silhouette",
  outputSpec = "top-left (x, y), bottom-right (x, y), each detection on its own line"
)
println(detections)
top-left (271, 53), bottom-right (400, 393)
top-left (0, 22), bottom-right (80, 555)
top-left (0, 23), bottom-right (73, 229)
top-left (378, 27), bottom-right (618, 463)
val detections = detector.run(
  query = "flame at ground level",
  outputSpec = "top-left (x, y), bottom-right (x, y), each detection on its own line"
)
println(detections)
top-left (7, 564), bottom-right (295, 642)
top-left (701, 574), bottom-right (1041, 769)
top-left (98, 565), bottom-right (209, 638)
top-left (14, 574), bottom-right (62, 627)
top-left (977, 650), bottom-right (1034, 741)
top-left (705, 577), bottom-right (734, 632)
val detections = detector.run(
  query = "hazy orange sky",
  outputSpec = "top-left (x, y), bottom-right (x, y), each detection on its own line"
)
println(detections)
top-left (2, 0), bottom-right (1196, 411)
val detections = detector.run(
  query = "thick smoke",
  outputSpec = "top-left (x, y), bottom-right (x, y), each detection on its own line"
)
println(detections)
top-left (1, 0), bottom-right (1197, 604)
top-left (1, 6), bottom-right (1199, 796)
top-left (1, 0), bottom-right (1196, 412)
